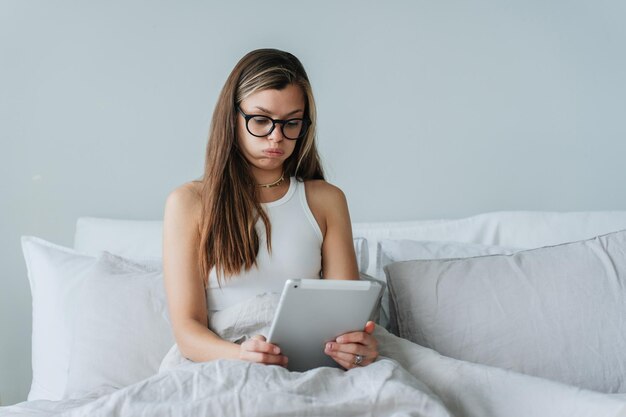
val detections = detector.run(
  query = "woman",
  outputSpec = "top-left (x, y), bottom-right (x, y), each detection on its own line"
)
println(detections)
top-left (163, 48), bottom-right (378, 370)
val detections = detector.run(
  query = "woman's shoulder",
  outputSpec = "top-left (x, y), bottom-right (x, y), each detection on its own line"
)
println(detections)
top-left (165, 181), bottom-right (203, 220)
top-left (303, 179), bottom-right (348, 208)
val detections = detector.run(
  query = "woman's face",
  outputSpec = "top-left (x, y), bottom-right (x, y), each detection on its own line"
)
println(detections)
top-left (236, 83), bottom-right (305, 175)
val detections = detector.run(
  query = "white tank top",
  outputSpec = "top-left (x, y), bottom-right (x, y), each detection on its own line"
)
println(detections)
top-left (205, 178), bottom-right (323, 312)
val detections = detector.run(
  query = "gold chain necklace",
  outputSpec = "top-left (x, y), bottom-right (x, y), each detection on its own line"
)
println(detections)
top-left (257, 173), bottom-right (285, 189)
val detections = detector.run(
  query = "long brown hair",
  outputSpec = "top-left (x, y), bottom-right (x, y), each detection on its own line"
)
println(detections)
top-left (198, 49), bottom-right (324, 286)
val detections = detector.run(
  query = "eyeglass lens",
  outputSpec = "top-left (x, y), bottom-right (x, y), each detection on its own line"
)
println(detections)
top-left (247, 116), bottom-right (305, 139)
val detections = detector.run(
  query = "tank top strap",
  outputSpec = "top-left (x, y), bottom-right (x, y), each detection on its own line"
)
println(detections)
top-left (296, 179), bottom-right (323, 243)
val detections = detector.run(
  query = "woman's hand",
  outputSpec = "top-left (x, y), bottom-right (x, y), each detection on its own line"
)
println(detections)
top-left (324, 321), bottom-right (378, 369)
top-left (239, 335), bottom-right (289, 367)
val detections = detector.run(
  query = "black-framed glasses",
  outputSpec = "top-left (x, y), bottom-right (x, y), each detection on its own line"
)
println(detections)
top-left (237, 106), bottom-right (309, 140)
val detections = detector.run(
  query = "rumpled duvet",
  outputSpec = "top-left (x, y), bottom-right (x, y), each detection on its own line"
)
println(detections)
top-left (2, 294), bottom-right (625, 417)
top-left (53, 359), bottom-right (448, 416)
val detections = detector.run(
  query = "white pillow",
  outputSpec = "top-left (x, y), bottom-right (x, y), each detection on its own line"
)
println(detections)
top-left (353, 237), bottom-right (369, 273)
top-left (74, 217), bottom-right (370, 273)
top-left (64, 252), bottom-right (173, 398)
top-left (21, 237), bottom-right (97, 401)
top-left (21, 237), bottom-right (173, 401)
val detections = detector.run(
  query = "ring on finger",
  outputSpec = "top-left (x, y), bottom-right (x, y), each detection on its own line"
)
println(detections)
top-left (353, 354), bottom-right (364, 366)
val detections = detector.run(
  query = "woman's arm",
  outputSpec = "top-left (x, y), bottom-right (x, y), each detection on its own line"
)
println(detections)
top-left (305, 180), bottom-right (359, 280)
top-left (163, 184), bottom-right (287, 366)
top-left (306, 180), bottom-right (379, 368)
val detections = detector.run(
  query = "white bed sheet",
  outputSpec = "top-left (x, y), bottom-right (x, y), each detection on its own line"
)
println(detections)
top-left (376, 329), bottom-right (626, 417)
top-left (2, 328), bottom-right (625, 417)
top-left (2, 294), bottom-right (625, 417)
top-left (2, 358), bottom-right (450, 417)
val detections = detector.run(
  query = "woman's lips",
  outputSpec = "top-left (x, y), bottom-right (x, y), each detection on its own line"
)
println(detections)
top-left (263, 149), bottom-right (284, 157)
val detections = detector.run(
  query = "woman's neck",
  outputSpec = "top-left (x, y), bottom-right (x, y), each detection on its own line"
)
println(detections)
top-left (251, 169), bottom-right (284, 187)
top-left (257, 176), bottom-right (290, 203)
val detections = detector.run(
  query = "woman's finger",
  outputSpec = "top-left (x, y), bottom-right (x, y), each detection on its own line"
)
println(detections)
top-left (325, 349), bottom-right (354, 369)
top-left (325, 340), bottom-right (379, 365)
top-left (325, 349), bottom-right (371, 369)
top-left (239, 344), bottom-right (288, 366)
top-left (334, 357), bottom-right (354, 370)
top-left (240, 336), bottom-right (288, 366)
top-left (243, 338), bottom-right (282, 355)
top-left (325, 341), bottom-right (361, 356)
top-left (325, 342), bottom-right (373, 361)
top-left (336, 332), bottom-right (378, 350)
top-left (328, 350), bottom-right (361, 366)
top-left (335, 331), bottom-right (367, 344)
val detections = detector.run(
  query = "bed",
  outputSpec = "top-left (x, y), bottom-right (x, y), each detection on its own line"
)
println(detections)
top-left (2, 211), bottom-right (626, 417)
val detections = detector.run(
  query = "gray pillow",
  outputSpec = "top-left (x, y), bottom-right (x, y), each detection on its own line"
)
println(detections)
top-left (376, 240), bottom-right (518, 331)
top-left (385, 229), bottom-right (626, 393)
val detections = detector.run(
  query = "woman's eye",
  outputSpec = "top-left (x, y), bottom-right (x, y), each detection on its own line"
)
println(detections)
top-left (252, 117), bottom-right (271, 126)
top-left (286, 120), bottom-right (302, 127)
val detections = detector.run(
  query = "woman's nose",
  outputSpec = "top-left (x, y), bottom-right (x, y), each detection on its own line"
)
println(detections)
top-left (267, 124), bottom-right (285, 142)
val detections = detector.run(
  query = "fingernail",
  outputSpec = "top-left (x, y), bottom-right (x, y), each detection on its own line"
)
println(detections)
top-left (274, 347), bottom-right (280, 354)
top-left (336, 337), bottom-right (344, 343)
top-left (326, 343), bottom-right (332, 351)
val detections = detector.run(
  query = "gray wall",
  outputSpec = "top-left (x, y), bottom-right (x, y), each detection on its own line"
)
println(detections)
top-left (1, 0), bottom-right (625, 405)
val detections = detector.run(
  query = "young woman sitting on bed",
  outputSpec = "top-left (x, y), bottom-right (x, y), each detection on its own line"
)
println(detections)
top-left (162, 48), bottom-right (378, 370)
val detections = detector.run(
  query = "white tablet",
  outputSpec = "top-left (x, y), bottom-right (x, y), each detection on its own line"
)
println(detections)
top-left (267, 278), bottom-right (382, 372)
